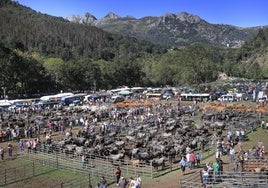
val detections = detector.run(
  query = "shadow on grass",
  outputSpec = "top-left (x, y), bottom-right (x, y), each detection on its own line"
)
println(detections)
top-left (2, 168), bottom-right (59, 187)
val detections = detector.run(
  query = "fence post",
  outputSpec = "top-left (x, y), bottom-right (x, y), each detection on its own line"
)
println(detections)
top-left (56, 152), bottom-right (59, 168)
top-left (32, 162), bottom-right (35, 176)
top-left (15, 167), bottom-right (17, 182)
top-left (88, 173), bottom-right (92, 188)
top-left (4, 168), bottom-right (7, 185)
top-left (150, 161), bottom-right (153, 179)
top-left (126, 162), bottom-right (129, 176)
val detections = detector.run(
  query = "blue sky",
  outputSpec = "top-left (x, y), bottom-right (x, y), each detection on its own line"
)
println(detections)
top-left (16, 0), bottom-right (268, 27)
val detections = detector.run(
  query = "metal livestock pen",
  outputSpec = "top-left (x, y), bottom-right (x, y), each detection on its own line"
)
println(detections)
top-left (16, 143), bottom-right (215, 187)
top-left (179, 168), bottom-right (268, 188)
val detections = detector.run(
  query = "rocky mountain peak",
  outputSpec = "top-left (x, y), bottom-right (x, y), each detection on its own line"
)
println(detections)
top-left (66, 12), bottom-right (96, 24)
top-left (159, 12), bottom-right (201, 26)
top-left (175, 12), bottom-right (201, 23)
top-left (66, 14), bottom-right (83, 23)
top-left (84, 12), bottom-right (97, 22)
top-left (103, 12), bottom-right (120, 20)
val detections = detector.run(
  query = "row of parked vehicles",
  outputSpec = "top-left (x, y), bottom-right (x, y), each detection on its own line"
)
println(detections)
top-left (1, 86), bottom-right (267, 111)
top-left (217, 93), bottom-right (267, 103)
top-left (0, 92), bottom-right (125, 110)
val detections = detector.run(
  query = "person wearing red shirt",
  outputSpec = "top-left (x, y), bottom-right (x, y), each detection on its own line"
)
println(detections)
top-left (189, 151), bottom-right (196, 169)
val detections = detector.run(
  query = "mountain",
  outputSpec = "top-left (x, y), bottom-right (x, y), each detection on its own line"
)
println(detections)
top-left (0, 0), bottom-right (167, 61)
top-left (235, 28), bottom-right (268, 79)
top-left (67, 12), bottom-right (262, 47)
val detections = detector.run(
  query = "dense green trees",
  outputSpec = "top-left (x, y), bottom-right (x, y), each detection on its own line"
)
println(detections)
top-left (1, 28), bottom-right (268, 98)
top-left (0, 43), bottom-right (48, 96)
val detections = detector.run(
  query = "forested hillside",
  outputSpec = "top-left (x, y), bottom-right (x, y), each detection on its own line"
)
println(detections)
top-left (0, 0), bottom-right (267, 98)
top-left (223, 28), bottom-right (268, 80)
top-left (0, 0), bottom-right (166, 61)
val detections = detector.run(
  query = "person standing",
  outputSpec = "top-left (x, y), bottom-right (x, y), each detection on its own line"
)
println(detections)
top-left (261, 120), bottom-right (265, 129)
top-left (195, 153), bottom-right (201, 167)
top-left (189, 151), bottom-right (196, 169)
top-left (0, 146), bottom-right (4, 160)
top-left (237, 141), bottom-right (242, 152)
top-left (229, 147), bottom-right (235, 162)
top-left (114, 167), bottom-right (121, 186)
top-left (18, 139), bottom-right (24, 152)
top-left (81, 154), bottom-right (87, 168)
top-left (7, 143), bottom-right (13, 157)
top-left (136, 175), bottom-right (142, 188)
top-left (186, 152), bottom-right (190, 168)
top-left (215, 149), bottom-right (221, 160)
top-left (100, 176), bottom-right (107, 188)
top-left (238, 153), bottom-right (244, 171)
top-left (213, 159), bottom-right (220, 183)
top-left (202, 165), bottom-right (209, 185)
top-left (179, 156), bottom-right (186, 175)
top-left (233, 159), bottom-right (238, 172)
top-left (127, 177), bottom-right (136, 188)
top-left (118, 177), bottom-right (126, 188)
top-left (32, 139), bottom-right (37, 153)
top-left (26, 139), bottom-right (32, 153)
top-left (240, 129), bottom-right (245, 141)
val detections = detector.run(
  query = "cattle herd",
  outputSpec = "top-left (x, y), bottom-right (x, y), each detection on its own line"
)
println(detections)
top-left (0, 99), bottom-right (267, 169)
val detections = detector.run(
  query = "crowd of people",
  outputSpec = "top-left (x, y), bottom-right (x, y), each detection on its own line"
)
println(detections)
top-left (200, 122), bottom-right (267, 187)
top-left (1, 93), bottom-right (267, 187)
top-left (177, 115), bottom-right (267, 188)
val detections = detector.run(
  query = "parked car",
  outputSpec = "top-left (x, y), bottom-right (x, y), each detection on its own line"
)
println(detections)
top-left (69, 100), bottom-right (81, 107)
top-left (258, 97), bottom-right (267, 104)
top-left (110, 96), bottom-right (124, 103)
top-left (162, 92), bottom-right (175, 99)
top-left (218, 94), bottom-right (237, 102)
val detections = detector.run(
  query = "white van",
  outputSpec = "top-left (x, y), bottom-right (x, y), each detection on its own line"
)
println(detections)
top-left (218, 94), bottom-right (236, 102)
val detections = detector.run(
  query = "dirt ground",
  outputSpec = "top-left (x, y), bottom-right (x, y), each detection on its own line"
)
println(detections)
top-left (142, 169), bottom-right (188, 188)
top-left (0, 127), bottom-right (188, 188)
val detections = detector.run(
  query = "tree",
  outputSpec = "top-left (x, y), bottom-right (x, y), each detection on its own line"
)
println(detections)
top-left (43, 58), bottom-right (65, 91)
top-left (246, 63), bottom-right (262, 80)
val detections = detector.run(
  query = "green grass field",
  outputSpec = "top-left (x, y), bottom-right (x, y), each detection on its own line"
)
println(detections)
top-left (241, 127), bottom-right (268, 153)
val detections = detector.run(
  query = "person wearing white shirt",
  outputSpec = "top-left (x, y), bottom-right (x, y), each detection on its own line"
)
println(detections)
top-left (229, 147), bottom-right (235, 162)
top-left (186, 152), bottom-right (190, 168)
top-left (240, 129), bottom-right (245, 141)
top-left (136, 175), bottom-right (142, 188)
top-left (215, 149), bottom-right (221, 160)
